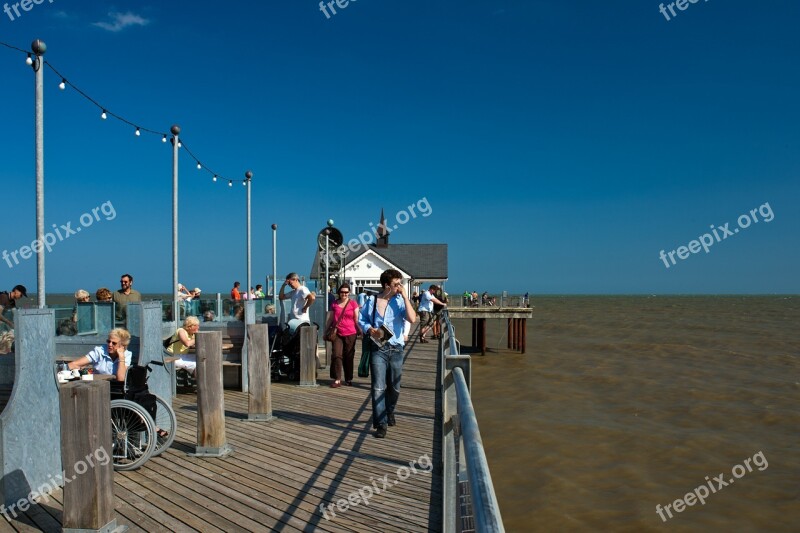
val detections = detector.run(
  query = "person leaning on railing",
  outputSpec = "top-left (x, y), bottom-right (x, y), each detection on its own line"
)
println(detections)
top-left (165, 316), bottom-right (200, 377)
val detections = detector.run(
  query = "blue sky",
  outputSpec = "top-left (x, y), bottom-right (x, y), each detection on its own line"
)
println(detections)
top-left (1, 1), bottom-right (798, 295)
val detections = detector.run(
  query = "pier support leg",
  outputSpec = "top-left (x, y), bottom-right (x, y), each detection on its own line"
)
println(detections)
top-left (521, 318), bottom-right (527, 354)
top-left (507, 318), bottom-right (512, 350)
top-left (479, 318), bottom-right (486, 355)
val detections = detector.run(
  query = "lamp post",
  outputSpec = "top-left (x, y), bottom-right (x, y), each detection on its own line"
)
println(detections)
top-left (245, 171), bottom-right (253, 301)
top-left (271, 224), bottom-right (278, 304)
top-left (323, 228), bottom-right (330, 303)
top-left (171, 124), bottom-right (180, 323)
top-left (32, 39), bottom-right (46, 308)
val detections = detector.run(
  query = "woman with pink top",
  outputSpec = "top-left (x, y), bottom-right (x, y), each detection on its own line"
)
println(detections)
top-left (325, 283), bottom-right (360, 387)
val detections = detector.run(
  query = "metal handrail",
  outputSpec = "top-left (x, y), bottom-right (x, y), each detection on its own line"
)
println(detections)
top-left (439, 308), bottom-right (504, 532)
top-left (453, 366), bottom-right (504, 532)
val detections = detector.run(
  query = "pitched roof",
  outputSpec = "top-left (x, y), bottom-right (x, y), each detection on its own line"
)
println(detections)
top-left (310, 243), bottom-right (448, 280)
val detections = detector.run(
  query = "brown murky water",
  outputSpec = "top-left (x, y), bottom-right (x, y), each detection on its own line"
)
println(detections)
top-left (453, 296), bottom-right (800, 532)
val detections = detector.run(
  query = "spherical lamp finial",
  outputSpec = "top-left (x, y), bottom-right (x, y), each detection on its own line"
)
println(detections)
top-left (170, 124), bottom-right (181, 135)
top-left (245, 170), bottom-right (253, 180)
top-left (327, 219), bottom-right (334, 227)
top-left (31, 39), bottom-right (46, 55)
top-left (271, 224), bottom-right (278, 230)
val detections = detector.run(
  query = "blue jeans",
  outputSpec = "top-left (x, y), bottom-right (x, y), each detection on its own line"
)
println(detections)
top-left (370, 343), bottom-right (404, 429)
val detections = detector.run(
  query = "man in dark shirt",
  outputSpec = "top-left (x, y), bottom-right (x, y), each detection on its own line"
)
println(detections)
top-left (0, 285), bottom-right (27, 329)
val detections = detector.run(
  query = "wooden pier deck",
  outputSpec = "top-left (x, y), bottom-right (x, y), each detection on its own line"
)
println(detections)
top-left (1, 340), bottom-right (442, 532)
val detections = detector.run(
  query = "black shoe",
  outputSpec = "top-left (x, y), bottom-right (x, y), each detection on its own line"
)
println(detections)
top-left (387, 413), bottom-right (396, 427)
top-left (375, 426), bottom-right (387, 438)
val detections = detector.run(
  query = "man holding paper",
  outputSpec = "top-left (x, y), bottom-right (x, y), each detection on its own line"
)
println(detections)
top-left (358, 269), bottom-right (417, 438)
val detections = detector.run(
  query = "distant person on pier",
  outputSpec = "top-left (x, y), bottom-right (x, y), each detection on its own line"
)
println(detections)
top-left (254, 285), bottom-right (266, 299)
top-left (231, 281), bottom-right (242, 301)
top-left (58, 289), bottom-right (91, 336)
top-left (230, 281), bottom-right (242, 315)
top-left (471, 291), bottom-right (479, 307)
top-left (279, 272), bottom-right (316, 333)
top-left (418, 284), bottom-right (447, 343)
top-left (0, 284), bottom-right (26, 331)
top-left (359, 268), bottom-right (417, 438)
top-left (432, 287), bottom-right (448, 339)
top-left (113, 274), bottom-right (141, 325)
top-left (95, 287), bottom-right (113, 302)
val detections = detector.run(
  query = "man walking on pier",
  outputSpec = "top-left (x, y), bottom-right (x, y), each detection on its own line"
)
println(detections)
top-left (359, 269), bottom-right (417, 438)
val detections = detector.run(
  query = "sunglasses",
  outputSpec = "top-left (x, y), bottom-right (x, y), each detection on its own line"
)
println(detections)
top-left (339, 291), bottom-right (349, 295)
top-left (106, 339), bottom-right (119, 346)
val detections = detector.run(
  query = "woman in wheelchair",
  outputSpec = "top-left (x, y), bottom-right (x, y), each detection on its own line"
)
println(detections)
top-left (68, 327), bottom-right (131, 381)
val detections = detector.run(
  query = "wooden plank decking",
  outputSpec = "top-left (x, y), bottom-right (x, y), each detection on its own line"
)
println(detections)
top-left (2, 338), bottom-right (443, 532)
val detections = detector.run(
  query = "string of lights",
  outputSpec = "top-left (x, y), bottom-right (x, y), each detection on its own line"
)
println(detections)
top-left (1, 39), bottom-right (250, 187)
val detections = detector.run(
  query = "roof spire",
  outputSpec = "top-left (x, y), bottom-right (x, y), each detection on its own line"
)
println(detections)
top-left (377, 208), bottom-right (389, 247)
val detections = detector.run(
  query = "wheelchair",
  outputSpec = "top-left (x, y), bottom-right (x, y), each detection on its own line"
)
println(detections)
top-left (270, 322), bottom-right (317, 382)
top-left (109, 361), bottom-right (177, 471)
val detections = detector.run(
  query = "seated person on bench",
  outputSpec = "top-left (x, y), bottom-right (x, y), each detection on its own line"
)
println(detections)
top-left (165, 316), bottom-right (200, 377)
top-left (68, 328), bottom-right (132, 382)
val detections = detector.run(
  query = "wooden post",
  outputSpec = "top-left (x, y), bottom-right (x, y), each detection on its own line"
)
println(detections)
top-left (507, 318), bottom-right (512, 349)
top-left (191, 331), bottom-right (232, 456)
top-left (298, 324), bottom-right (319, 387)
top-left (521, 318), bottom-right (527, 354)
top-left (60, 381), bottom-right (117, 532)
top-left (246, 324), bottom-right (274, 421)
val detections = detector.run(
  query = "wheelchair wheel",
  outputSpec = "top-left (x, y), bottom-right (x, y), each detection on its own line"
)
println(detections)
top-left (110, 399), bottom-right (156, 471)
top-left (151, 394), bottom-right (177, 457)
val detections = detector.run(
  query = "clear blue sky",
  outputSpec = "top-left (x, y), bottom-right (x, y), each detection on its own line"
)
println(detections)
top-left (1, 1), bottom-right (798, 295)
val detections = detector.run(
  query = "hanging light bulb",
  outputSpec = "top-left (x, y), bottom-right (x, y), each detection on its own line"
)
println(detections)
top-left (26, 54), bottom-right (33, 66)
top-left (197, 163), bottom-right (202, 170)
top-left (242, 180), bottom-right (247, 186)
top-left (212, 175), bottom-right (217, 182)
top-left (135, 127), bottom-right (141, 136)
top-left (58, 79), bottom-right (66, 90)
top-left (177, 142), bottom-right (182, 148)
top-left (228, 180), bottom-right (233, 187)
top-left (162, 134), bottom-right (167, 143)
top-left (100, 110), bottom-right (107, 120)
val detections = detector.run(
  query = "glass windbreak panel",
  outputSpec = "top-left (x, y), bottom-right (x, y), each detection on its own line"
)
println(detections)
top-left (76, 302), bottom-right (97, 335)
top-left (52, 305), bottom-right (77, 336)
